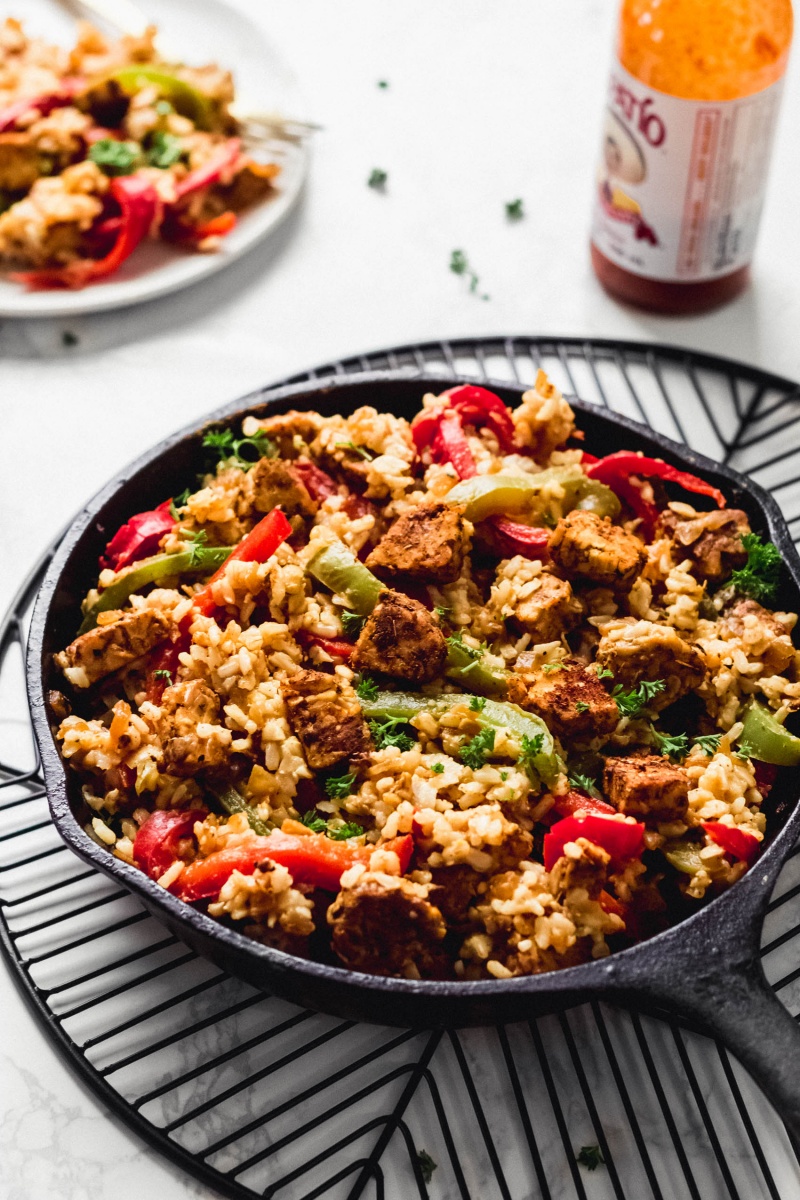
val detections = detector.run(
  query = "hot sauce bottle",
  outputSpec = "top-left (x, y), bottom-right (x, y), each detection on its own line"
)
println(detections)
top-left (590, 0), bottom-right (793, 314)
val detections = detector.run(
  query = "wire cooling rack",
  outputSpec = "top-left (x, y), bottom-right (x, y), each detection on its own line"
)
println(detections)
top-left (4, 336), bottom-right (800, 1200)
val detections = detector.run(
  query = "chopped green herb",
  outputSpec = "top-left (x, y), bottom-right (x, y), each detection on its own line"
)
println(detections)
top-left (450, 248), bottom-right (489, 299)
top-left (202, 426), bottom-right (276, 469)
top-left (517, 732), bottom-right (544, 778)
top-left (736, 740), bottom-right (754, 761)
top-left (184, 529), bottom-right (214, 567)
top-left (469, 696), bottom-right (487, 712)
top-left (731, 533), bottom-right (782, 603)
top-left (613, 679), bottom-right (666, 718)
top-left (367, 167), bottom-right (388, 189)
top-left (146, 129), bottom-right (183, 169)
top-left (169, 487), bottom-right (191, 520)
top-left (542, 662), bottom-right (566, 674)
top-left (575, 701), bottom-right (590, 714)
top-left (693, 733), bottom-right (722, 756)
top-left (335, 440), bottom-right (374, 460)
top-left (88, 137), bottom-right (140, 176)
top-left (356, 676), bottom-right (379, 702)
top-left (327, 820), bottom-right (365, 840)
top-left (459, 727), bottom-right (496, 770)
top-left (434, 604), bottom-right (451, 621)
top-left (576, 1144), bottom-right (605, 1171)
top-left (568, 771), bottom-right (598, 795)
top-left (153, 668), bottom-right (173, 683)
top-left (416, 1149), bottom-right (437, 1185)
top-left (500, 770), bottom-right (509, 781)
top-left (324, 771), bottom-right (357, 799)
top-left (596, 667), bottom-right (614, 681)
top-left (341, 610), bottom-right (366, 637)
top-left (300, 810), bottom-right (328, 833)
top-left (369, 717), bottom-right (416, 752)
top-left (377, 80), bottom-right (389, 89)
top-left (61, 330), bottom-right (78, 347)
top-left (431, 762), bottom-right (445, 774)
top-left (651, 727), bottom-right (690, 762)
top-left (505, 197), bottom-right (524, 220)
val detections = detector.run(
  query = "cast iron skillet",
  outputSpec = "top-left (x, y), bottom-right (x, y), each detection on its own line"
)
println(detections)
top-left (26, 369), bottom-right (800, 1144)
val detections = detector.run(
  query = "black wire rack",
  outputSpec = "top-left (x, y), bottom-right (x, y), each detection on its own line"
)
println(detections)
top-left (4, 336), bottom-right (800, 1200)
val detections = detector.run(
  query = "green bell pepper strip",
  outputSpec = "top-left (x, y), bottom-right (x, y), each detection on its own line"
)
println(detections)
top-left (740, 702), bottom-right (800, 766)
top-left (306, 542), bottom-right (384, 615)
top-left (445, 467), bottom-right (620, 522)
top-left (99, 66), bottom-right (214, 129)
top-left (664, 840), bottom-right (705, 876)
top-left (206, 782), bottom-right (272, 836)
top-left (78, 545), bottom-right (231, 634)
top-left (360, 691), bottom-right (562, 786)
top-left (444, 637), bottom-right (510, 695)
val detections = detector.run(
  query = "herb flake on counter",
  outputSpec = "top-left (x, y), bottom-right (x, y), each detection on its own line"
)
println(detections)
top-left (61, 330), bottom-right (79, 347)
top-left (450, 248), bottom-right (489, 300)
top-left (505, 197), bottom-right (524, 220)
top-left (576, 1144), bottom-right (605, 1171)
top-left (368, 168), bottom-right (388, 189)
top-left (377, 79), bottom-right (389, 89)
top-left (417, 1149), bottom-right (437, 1184)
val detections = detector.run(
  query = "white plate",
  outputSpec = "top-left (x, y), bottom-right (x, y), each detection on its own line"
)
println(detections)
top-left (0, 0), bottom-right (308, 317)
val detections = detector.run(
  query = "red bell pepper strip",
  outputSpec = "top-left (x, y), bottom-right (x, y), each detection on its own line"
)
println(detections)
top-left (145, 629), bottom-right (191, 703)
top-left (598, 889), bottom-right (628, 920)
top-left (585, 452), bottom-right (726, 509)
top-left (291, 461), bottom-right (339, 502)
top-left (170, 831), bottom-right (414, 900)
top-left (101, 499), bottom-right (176, 571)
top-left (544, 813), bottom-right (645, 871)
top-left (173, 137), bottom-right (241, 201)
top-left (431, 411), bottom-right (477, 478)
top-left (0, 79), bottom-right (84, 132)
top-left (133, 809), bottom-right (207, 880)
top-left (487, 517), bottom-right (550, 559)
top-left (12, 174), bottom-right (158, 290)
top-left (296, 630), bottom-right (355, 660)
top-left (701, 822), bottom-right (761, 864)
top-left (443, 385), bottom-right (517, 451)
top-left (753, 761), bottom-right (779, 797)
top-left (165, 209), bottom-right (238, 244)
top-left (551, 790), bottom-right (617, 819)
top-left (192, 507), bottom-right (292, 616)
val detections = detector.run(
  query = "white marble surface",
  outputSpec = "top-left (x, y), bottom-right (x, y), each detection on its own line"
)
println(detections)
top-left (3, 1), bottom-right (800, 1197)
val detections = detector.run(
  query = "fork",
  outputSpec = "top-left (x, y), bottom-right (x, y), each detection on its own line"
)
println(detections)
top-left (55, 0), bottom-right (319, 147)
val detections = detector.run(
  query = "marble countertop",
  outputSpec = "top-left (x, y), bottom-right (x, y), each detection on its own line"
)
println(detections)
top-left (3, 1), bottom-right (800, 1196)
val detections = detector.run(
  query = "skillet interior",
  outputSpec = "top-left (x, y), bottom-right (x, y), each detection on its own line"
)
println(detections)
top-left (27, 368), bottom-right (800, 1030)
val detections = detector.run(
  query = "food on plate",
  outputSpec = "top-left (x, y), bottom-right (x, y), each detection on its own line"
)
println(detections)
top-left (0, 18), bottom-right (279, 288)
top-left (50, 375), bottom-right (800, 981)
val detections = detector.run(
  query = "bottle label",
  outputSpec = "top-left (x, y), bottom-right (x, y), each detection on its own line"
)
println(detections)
top-left (591, 60), bottom-right (784, 282)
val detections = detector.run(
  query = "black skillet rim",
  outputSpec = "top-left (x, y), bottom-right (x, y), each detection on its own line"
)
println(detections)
top-left (25, 362), bottom-right (800, 1018)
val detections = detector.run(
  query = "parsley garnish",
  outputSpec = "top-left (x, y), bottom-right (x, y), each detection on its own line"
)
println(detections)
top-left (517, 732), bottom-right (544, 778)
top-left (367, 168), bottom-right (388, 189)
top-left (575, 701), bottom-right (590, 714)
top-left (146, 130), bottom-right (183, 169)
top-left (324, 771), bottom-right (357, 799)
top-left (335, 440), bottom-right (374, 460)
top-left (469, 696), bottom-right (487, 712)
top-left (88, 138), bottom-right (140, 176)
top-left (341, 610), bottom-right (366, 637)
top-left (169, 487), bottom-right (191, 520)
top-left (500, 770), bottom-right (509, 781)
top-left (450, 248), bottom-right (489, 300)
top-left (377, 80), bottom-right (389, 89)
top-left (542, 662), bottom-right (566, 674)
top-left (417, 1150), bottom-right (437, 1185)
top-left (459, 727), bottom-right (496, 769)
top-left (505, 198), bottom-right (524, 221)
top-left (731, 533), bottom-right (782, 603)
top-left (434, 604), bottom-right (451, 621)
top-left (369, 717), bottom-right (416, 752)
top-left (153, 669), bottom-right (173, 683)
top-left (202, 427), bottom-right (276, 468)
top-left (301, 810), bottom-right (363, 839)
top-left (569, 771), bottom-right (598, 795)
top-left (596, 666), bottom-right (614, 681)
top-left (651, 727), bottom-right (690, 761)
top-left (185, 529), bottom-right (212, 566)
top-left (693, 734), bottom-right (722, 756)
top-left (355, 676), bottom-right (379, 702)
top-left (431, 762), bottom-right (445, 774)
top-left (736, 741), bottom-right (754, 761)
top-left (613, 679), bottom-right (666, 718)
top-left (576, 1145), bottom-right (605, 1171)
